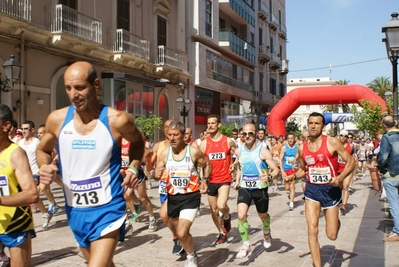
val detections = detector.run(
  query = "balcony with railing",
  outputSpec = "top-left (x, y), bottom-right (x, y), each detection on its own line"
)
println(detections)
top-left (258, 45), bottom-right (270, 65)
top-left (156, 45), bottom-right (184, 70)
top-left (219, 0), bottom-right (255, 26)
top-left (279, 23), bottom-right (287, 39)
top-left (112, 29), bottom-right (149, 60)
top-left (269, 13), bottom-right (278, 30)
top-left (0, 0), bottom-right (31, 21)
top-left (46, 4), bottom-right (102, 44)
top-left (219, 30), bottom-right (255, 64)
top-left (257, 1), bottom-right (267, 21)
top-left (210, 71), bottom-right (253, 92)
top-left (269, 51), bottom-right (281, 70)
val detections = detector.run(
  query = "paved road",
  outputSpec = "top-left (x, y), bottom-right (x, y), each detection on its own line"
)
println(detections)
top-left (28, 172), bottom-right (398, 267)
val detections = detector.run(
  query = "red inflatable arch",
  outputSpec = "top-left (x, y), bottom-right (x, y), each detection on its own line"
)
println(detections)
top-left (267, 84), bottom-right (386, 137)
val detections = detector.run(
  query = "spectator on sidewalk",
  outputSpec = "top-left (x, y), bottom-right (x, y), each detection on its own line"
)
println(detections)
top-left (377, 115), bottom-right (399, 242)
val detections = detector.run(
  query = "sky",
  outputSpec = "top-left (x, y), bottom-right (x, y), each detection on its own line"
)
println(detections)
top-left (286, 0), bottom-right (398, 86)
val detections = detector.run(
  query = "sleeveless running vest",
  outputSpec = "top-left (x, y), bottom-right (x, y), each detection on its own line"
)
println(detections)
top-left (165, 145), bottom-right (200, 195)
top-left (204, 135), bottom-right (232, 183)
top-left (337, 142), bottom-right (353, 174)
top-left (302, 135), bottom-right (339, 184)
top-left (0, 143), bottom-right (34, 234)
top-left (282, 143), bottom-right (298, 171)
top-left (238, 144), bottom-right (268, 189)
top-left (18, 137), bottom-right (40, 175)
top-left (57, 105), bottom-right (124, 208)
top-left (271, 144), bottom-right (281, 167)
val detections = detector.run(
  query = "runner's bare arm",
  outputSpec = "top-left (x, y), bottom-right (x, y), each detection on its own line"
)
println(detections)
top-left (1, 148), bottom-right (39, 206)
top-left (279, 145), bottom-right (287, 177)
top-left (153, 148), bottom-right (168, 180)
top-left (328, 136), bottom-right (356, 185)
top-left (260, 147), bottom-right (280, 180)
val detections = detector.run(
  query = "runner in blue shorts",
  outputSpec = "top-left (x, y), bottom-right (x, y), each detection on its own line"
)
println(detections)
top-left (0, 104), bottom-right (39, 267)
top-left (286, 112), bottom-right (355, 267)
top-left (37, 62), bottom-right (144, 267)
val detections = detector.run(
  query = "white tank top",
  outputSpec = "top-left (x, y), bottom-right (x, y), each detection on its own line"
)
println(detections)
top-left (57, 105), bottom-right (124, 208)
top-left (18, 138), bottom-right (40, 175)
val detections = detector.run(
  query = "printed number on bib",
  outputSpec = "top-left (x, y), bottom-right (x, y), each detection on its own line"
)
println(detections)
top-left (209, 152), bottom-right (226, 160)
top-left (241, 174), bottom-right (261, 189)
top-left (73, 192), bottom-right (99, 205)
top-left (286, 157), bottom-right (295, 166)
top-left (0, 175), bottom-right (10, 196)
top-left (159, 180), bottom-right (167, 195)
top-left (171, 177), bottom-right (190, 190)
top-left (121, 155), bottom-right (129, 168)
top-left (309, 167), bottom-right (331, 184)
top-left (70, 176), bottom-right (107, 207)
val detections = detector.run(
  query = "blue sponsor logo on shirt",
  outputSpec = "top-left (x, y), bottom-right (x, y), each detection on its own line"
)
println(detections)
top-left (70, 176), bottom-right (102, 192)
top-left (72, 140), bottom-right (96, 149)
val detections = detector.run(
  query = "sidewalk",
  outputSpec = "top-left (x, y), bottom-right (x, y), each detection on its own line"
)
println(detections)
top-left (30, 173), bottom-right (399, 267)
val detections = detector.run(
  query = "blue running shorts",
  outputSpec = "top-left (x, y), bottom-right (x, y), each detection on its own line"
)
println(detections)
top-left (304, 182), bottom-right (342, 209)
top-left (66, 199), bottom-right (126, 248)
top-left (0, 230), bottom-right (36, 248)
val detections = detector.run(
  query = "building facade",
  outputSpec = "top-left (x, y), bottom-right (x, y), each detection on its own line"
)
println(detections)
top-left (188, 0), bottom-right (288, 135)
top-left (0, 0), bottom-right (287, 140)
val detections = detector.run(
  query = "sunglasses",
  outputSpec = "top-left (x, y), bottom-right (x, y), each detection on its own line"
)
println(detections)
top-left (22, 127), bottom-right (30, 131)
top-left (242, 131), bottom-right (255, 137)
top-left (340, 134), bottom-right (348, 138)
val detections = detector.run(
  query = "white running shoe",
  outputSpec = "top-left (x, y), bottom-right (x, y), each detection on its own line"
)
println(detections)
top-left (289, 202), bottom-right (294, 211)
top-left (184, 253), bottom-right (198, 267)
top-left (42, 213), bottom-right (52, 230)
top-left (236, 243), bottom-right (251, 259)
top-left (125, 220), bottom-right (133, 233)
top-left (263, 230), bottom-right (272, 248)
top-left (148, 218), bottom-right (157, 232)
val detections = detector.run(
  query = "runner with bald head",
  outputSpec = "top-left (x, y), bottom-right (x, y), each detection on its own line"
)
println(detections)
top-left (184, 127), bottom-right (198, 148)
top-left (36, 61), bottom-right (145, 267)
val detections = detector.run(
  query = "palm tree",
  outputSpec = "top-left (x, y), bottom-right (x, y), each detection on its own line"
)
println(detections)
top-left (366, 76), bottom-right (392, 99)
top-left (322, 80), bottom-right (351, 135)
top-left (335, 80), bottom-right (350, 112)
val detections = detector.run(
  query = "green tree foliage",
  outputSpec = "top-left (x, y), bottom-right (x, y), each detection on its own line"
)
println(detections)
top-left (366, 76), bottom-right (392, 99)
top-left (134, 112), bottom-right (163, 138)
top-left (351, 100), bottom-right (385, 135)
top-left (219, 123), bottom-right (235, 137)
top-left (286, 117), bottom-right (301, 136)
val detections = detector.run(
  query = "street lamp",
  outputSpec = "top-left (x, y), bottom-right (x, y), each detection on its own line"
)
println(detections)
top-left (382, 12), bottom-right (399, 121)
top-left (176, 95), bottom-right (192, 125)
top-left (0, 55), bottom-right (22, 92)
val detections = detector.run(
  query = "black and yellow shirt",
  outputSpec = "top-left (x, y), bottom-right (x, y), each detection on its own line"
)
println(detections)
top-left (0, 143), bottom-right (34, 234)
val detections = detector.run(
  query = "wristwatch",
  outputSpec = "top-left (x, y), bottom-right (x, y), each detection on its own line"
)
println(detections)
top-left (202, 177), bottom-right (209, 182)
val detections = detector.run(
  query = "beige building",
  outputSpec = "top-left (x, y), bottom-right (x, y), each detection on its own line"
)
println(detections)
top-left (0, 0), bottom-right (287, 140)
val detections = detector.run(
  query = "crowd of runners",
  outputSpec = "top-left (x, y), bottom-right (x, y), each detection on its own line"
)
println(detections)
top-left (0, 61), bottom-right (392, 267)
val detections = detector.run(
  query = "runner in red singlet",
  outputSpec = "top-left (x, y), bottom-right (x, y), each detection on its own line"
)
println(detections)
top-left (199, 114), bottom-right (236, 245)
